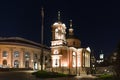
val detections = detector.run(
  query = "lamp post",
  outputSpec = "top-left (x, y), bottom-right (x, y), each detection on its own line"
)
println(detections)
top-left (40, 7), bottom-right (44, 71)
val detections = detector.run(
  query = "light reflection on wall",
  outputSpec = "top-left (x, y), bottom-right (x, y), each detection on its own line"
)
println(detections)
top-left (61, 62), bottom-right (68, 67)
top-left (72, 52), bottom-right (76, 67)
top-left (85, 51), bottom-right (90, 67)
top-left (51, 40), bottom-right (63, 46)
top-left (77, 53), bottom-right (81, 67)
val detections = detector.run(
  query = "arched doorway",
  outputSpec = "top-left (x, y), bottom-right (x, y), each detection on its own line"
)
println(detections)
top-left (2, 60), bottom-right (7, 68)
top-left (14, 60), bottom-right (19, 68)
top-left (25, 61), bottom-right (29, 68)
top-left (3, 60), bottom-right (7, 65)
top-left (34, 62), bottom-right (38, 70)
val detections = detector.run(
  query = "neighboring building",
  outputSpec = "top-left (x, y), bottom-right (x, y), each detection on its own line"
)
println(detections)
top-left (96, 50), bottom-right (104, 64)
top-left (51, 12), bottom-right (91, 75)
top-left (95, 50), bottom-right (111, 74)
top-left (90, 52), bottom-right (96, 74)
top-left (0, 37), bottom-right (51, 70)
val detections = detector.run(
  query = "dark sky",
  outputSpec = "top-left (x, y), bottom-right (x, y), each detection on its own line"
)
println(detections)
top-left (0, 0), bottom-right (119, 57)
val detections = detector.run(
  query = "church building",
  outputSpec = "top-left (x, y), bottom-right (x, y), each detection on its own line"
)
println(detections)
top-left (51, 12), bottom-right (91, 75)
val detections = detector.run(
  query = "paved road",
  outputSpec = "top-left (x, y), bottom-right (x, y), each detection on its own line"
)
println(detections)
top-left (0, 70), bottom-right (97, 80)
top-left (0, 70), bottom-right (38, 80)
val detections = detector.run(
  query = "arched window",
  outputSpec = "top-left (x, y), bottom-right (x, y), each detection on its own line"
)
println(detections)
top-left (14, 51), bottom-right (19, 57)
top-left (34, 62), bottom-right (38, 70)
top-left (25, 52), bottom-right (30, 58)
top-left (55, 28), bottom-right (59, 39)
top-left (72, 52), bottom-right (76, 67)
top-left (3, 60), bottom-right (7, 65)
top-left (2, 51), bottom-right (8, 57)
top-left (14, 60), bottom-right (19, 68)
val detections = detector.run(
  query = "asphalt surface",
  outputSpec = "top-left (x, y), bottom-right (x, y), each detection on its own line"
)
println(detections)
top-left (0, 70), bottom-right (97, 80)
top-left (0, 70), bottom-right (37, 80)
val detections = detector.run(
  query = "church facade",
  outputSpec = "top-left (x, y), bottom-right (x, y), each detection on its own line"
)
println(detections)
top-left (51, 14), bottom-right (91, 75)
top-left (0, 37), bottom-right (51, 70)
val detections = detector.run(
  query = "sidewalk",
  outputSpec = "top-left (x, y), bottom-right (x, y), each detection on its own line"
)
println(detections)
top-left (75, 75), bottom-right (97, 79)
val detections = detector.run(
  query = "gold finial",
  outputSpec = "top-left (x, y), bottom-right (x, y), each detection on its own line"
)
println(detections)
top-left (58, 11), bottom-right (60, 21)
top-left (70, 20), bottom-right (72, 28)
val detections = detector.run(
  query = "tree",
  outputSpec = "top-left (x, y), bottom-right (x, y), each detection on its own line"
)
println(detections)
top-left (113, 42), bottom-right (120, 77)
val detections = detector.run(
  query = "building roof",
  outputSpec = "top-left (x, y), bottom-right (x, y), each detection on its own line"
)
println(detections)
top-left (66, 35), bottom-right (79, 40)
top-left (0, 37), bottom-right (50, 50)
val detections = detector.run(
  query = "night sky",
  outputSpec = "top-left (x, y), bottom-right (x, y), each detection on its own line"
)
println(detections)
top-left (0, 0), bottom-right (119, 57)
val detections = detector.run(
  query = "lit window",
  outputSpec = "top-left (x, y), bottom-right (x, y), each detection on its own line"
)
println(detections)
top-left (2, 51), bottom-right (8, 57)
top-left (55, 28), bottom-right (58, 32)
top-left (100, 54), bottom-right (104, 59)
top-left (14, 51), bottom-right (19, 57)
top-left (25, 52), bottom-right (30, 58)
top-left (73, 52), bottom-right (76, 56)
top-left (14, 60), bottom-right (19, 68)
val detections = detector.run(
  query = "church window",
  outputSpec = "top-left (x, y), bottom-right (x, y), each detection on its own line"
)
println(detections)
top-left (2, 51), bottom-right (8, 57)
top-left (54, 50), bottom-right (59, 54)
top-left (55, 59), bottom-right (59, 67)
top-left (55, 28), bottom-right (58, 32)
top-left (25, 52), bottom-right (30, 58)
top-left (14, 51), bottom-right (19, 57)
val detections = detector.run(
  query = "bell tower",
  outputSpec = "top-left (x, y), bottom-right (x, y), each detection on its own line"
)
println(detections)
top-left (51, 11), bottom-right (67, 70)
top-left (51, 11), bottom-right (66, 46)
